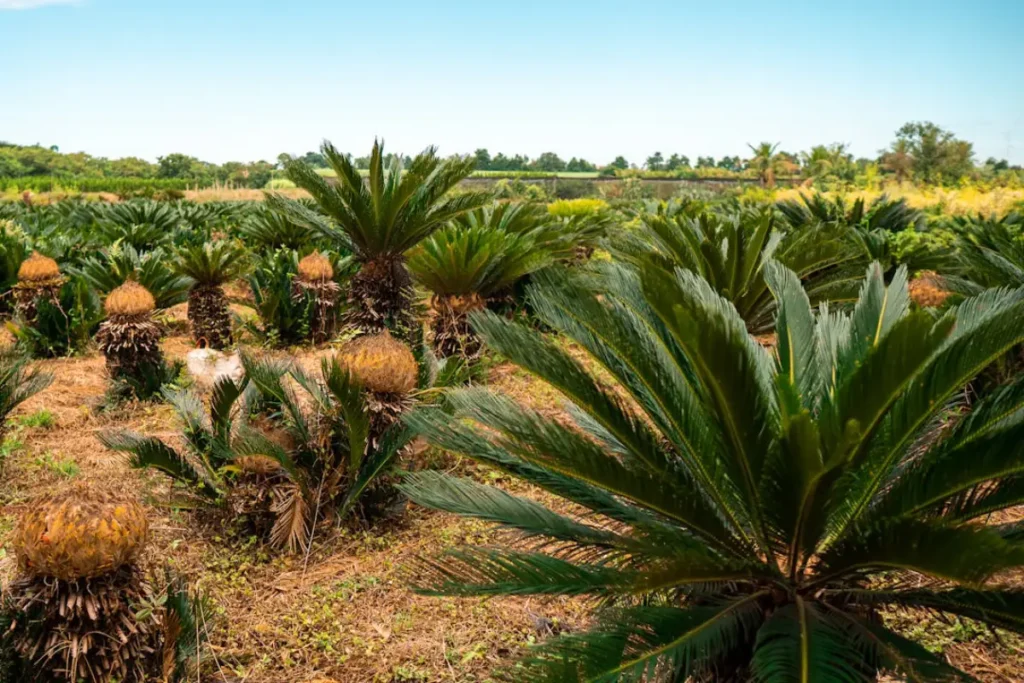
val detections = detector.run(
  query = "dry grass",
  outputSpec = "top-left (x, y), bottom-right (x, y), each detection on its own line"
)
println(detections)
top-left (774, 184), bottom-right (1024, 216)
top-left (184, 187), bottom-right (311, 202)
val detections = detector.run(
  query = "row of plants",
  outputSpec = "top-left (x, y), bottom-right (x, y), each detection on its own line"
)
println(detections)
top-left (0, 137), bottom-right (1023, 680)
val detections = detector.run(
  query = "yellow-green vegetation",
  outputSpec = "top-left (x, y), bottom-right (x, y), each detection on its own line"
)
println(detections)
top-left (546, 197), bottom-right (608, 216)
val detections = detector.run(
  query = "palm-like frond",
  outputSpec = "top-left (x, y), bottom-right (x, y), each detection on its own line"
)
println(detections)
top-left (172, 241), bottom-right (248, 286)
top-left (935, 212), bottom-right (1024, 295)
top-left (75, 244), bottom-right (191, 309)
top-left (776, 192), bottom-right (925, 234)
top-left (403, 259), bottom-right (1024, 681)
top-left (239, 205), bottom-right (319, 253)
top-left (0, 349), bottom-right (51, 434)
top-left (608, 205), bottom-right (865, 333)
top-left (407, 224), bottom-right (554, 298)
top-left (270, 140), bottom-right (491, 261)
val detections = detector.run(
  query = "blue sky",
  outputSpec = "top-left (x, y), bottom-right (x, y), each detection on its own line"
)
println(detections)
top-left (1, 0), bottom-right (1022, 165)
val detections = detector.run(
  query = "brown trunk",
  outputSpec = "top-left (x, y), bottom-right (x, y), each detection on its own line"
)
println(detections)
top-left (188, 284), bottom-right (233, 349)
top-left (431, 294), bottom-right (486, 359)
top-left (346, 256), bottom-right (415, 338)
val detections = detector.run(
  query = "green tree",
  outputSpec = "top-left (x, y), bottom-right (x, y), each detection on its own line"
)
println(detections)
top-left (746, 142), bottom-right (787, 186)
top-left (107, 156), bottom-right (156, 178)
top-left (665, 153), bottom-right (690, 170)
top-left (608, 155), bottom-right (629, 170)
top-left (565, 157), bottom-right (596, 172)
top-left (473, 148), bottom-right (491, 170)
top-left (644, 151), bottom-right (665, 171)
top-left (157, 153), bottom-right (203, 180)
top-left (403, 261), bottom-right (1024, 682)
top-left (717, 155), bottom-right (742, 171)
top-left (888, 121), bottom-right (975, 183)
top-left (696, 155), bottom-right (716, 168)
top-left (530, 152), bottom-right (566, 172)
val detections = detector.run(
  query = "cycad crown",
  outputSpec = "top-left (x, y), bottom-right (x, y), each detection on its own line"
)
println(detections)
top-left (403, 259), bottom-right (1024, 682)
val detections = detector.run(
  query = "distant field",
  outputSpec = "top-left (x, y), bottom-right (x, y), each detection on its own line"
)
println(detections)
top-left (314, 168), bottom-right (600, 179)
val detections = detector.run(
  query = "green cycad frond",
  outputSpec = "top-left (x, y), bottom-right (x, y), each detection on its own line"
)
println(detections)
top-left (404, 258), bottom-right (1024, 681)
top-left (271, 140), bottom-right (491, 261)
top-left (0, 349), bottom-right (52, 434)
top-left (776, 191), bottom-right (924, 233)
top-left (101, 200), bottom-right (182, 235)
top-left (407, 224), bottom-right (554, 298)
top-left (172, 241), bottom-right (247, 286)
top-left (750, 599), bottom-right (867, 683)
top-left (938, 213), bottom-right (1024, 294)
top-left (239, 205), bottom-right (318, 252)
top-left (609, 205), bottom-right (865, 333)
top-left (75, 245), bottom-right (191, 309)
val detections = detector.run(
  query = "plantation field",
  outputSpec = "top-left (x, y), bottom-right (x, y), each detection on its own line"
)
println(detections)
top-left (2, 144), bottom-right (1024, 683)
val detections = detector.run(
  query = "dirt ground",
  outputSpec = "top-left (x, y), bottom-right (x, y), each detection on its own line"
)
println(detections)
top-left (1, 323), bottom-right (1023, 682)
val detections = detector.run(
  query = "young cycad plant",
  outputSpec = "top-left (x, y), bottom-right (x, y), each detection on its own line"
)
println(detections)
top-left (402, 262), bottom-right (1024, 682)
top-left (408, 224), bottom-right (554, 357)
top-left (0, 221), bottom-right (28, 317)
top-left (776, 191), bottom-right (925, 233)
top-left (12, 252), bottom-right (64, 323)
top-left (265, 139), bottom-right (490, 336)
top-left (246, 249), bottom-right (352, 347)
top-left (239, 205), bottom-right (317, 253)
top-left (609, 206), bottom-right (866, 334)
top-left (173, 241), bottom-right (247, 349)
top-left (0, 349), bottom-right (52, 443)
top-left (76, 244), bottom-right (191, 310)
top-left (11, 275), bottom-right (103, 359)
top-left (100, 354), bottom-right (416, 552)
top-left (937, 212), bottom-right (1024, 294)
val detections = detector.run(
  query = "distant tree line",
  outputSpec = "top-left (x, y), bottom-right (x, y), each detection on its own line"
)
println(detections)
top-left (1, 121), bottom-right (1019, 190)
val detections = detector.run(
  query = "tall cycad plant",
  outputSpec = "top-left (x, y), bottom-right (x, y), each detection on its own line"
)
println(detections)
top-left (609, 206), bottom-right (866, 334)
top-left (173, 242), bottom-right (246, 349)
top-left (408, 224), bottom-right (554, 358)
top-left (266, 140), bottom-right (490, 337)
top-left (403, 263), bottom-right (1024, 681)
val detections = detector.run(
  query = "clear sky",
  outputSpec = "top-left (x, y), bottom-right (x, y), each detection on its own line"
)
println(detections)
top-left (2, 0), bottom-right (1022, 165)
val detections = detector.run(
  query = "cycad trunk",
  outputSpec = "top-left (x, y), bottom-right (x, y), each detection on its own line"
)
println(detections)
top-left (188, 284), bottom-right (233, 349)
top-left (347, 256), bottom-right (414, 338)
top-left (7, 565), bottom-right (158, 682)
top-left (96, 314), bottom-right (164, 382)
top-left (431, 294), bottom-right (485, 359)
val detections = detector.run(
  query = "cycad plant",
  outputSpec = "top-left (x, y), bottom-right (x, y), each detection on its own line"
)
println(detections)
top-left (408, 224), bottom-right (555, 358)
top-left (76, 244), bottom-right (191, 310)
top-left (246, 249), bottom-right (353, 347)
top-left (100, 354), bottom-right (415, 552)
top-left (609, 206), bottom-right (866, 334)
top-left (403, 262), bottom-right (1024, 682)
top-left (776, 191), bottom-right (925, 234)
top-left (173, 242), bottom-right (247, 349)
top-left (265, 140), bottom-right (490, 336)
top-left (239, 205), bottom-right (317, 253)
top-left (938, 212), bottom-right (1024, 294)
top-left (0, 349), bottom-right (52, 443)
